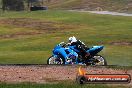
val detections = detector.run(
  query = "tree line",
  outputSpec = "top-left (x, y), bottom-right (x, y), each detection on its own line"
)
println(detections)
top-left (1, 0), bottom-right (50, 11)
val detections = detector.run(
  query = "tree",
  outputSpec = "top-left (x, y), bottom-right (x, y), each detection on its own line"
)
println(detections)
top-left (2, 0), bottom-right (24, 11)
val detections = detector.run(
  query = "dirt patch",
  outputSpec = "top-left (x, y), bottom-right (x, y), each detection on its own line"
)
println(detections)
top-left (0, 65), bottom-right (77, 84)
top-left (110, 42), bottom-right (132, 45)
top-left (0, 18), bottom-right (75, 31)
top-left (0, 32), bottom-right (42, 38)
top-left (0, 65), bottom-right (131, 86)
top-left (49, 0), bottom-right (132, 13)
top-left (0, 18), bottom-right (78, 38)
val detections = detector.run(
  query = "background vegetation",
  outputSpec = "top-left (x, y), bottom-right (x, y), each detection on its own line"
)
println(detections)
top-left (0, 10), bottom-right (131, 66)
top-left (0, 0), bottom-right (132, 88)
top-left (0, 0), bottom-right (132, 13)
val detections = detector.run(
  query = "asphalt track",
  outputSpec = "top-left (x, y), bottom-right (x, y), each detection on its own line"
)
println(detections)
top-left (69, 10), bottom-right (132, 16)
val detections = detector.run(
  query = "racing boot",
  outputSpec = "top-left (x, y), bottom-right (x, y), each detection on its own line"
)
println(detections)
top-left (85, 52), bottom-right (91, 58)
top-left (84, 52), bottom-right (92, 65)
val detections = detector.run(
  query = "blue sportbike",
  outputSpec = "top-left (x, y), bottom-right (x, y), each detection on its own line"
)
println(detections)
top-left (47, 42), bottom-right (107, 65)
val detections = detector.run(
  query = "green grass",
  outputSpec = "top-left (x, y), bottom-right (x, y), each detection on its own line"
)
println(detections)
top-left (0, 81), bottom-right (130, 88)
top-left (0, 10), bottom-right (131, 66)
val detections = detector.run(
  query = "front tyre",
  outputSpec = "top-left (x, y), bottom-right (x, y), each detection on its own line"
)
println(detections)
top-left (93, 55), bottom-right (107, 66)
top-left (47, 56), bottom-right (65, 64)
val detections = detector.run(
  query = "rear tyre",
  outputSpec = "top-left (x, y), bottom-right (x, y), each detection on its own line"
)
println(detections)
top-left (92, 55), bottom-right (107, 66)
top-left (47, 55), bottom-right (65, 64)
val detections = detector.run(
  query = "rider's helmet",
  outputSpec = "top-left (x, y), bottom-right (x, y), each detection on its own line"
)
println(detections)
top-left (68, 36), bottom-right (77, 44)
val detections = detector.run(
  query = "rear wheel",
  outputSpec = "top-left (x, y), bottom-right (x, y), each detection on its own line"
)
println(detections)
top-left (47, 56), bottom-right (65, 64)
top-left (93, 55), bottom-right (107, 66)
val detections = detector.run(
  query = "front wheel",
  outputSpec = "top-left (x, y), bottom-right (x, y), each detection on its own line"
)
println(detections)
top-left (92, 55), bottom-right (107, 66)
top-left (47, 55), bottom-right (65, 64)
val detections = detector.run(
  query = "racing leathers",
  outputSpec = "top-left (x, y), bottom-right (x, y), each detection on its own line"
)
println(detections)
top-left (68, 40), bottom-right (91, 61)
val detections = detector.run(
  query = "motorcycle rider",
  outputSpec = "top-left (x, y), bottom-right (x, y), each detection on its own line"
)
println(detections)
top-left (68, 36), bottom-right (91, 61)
